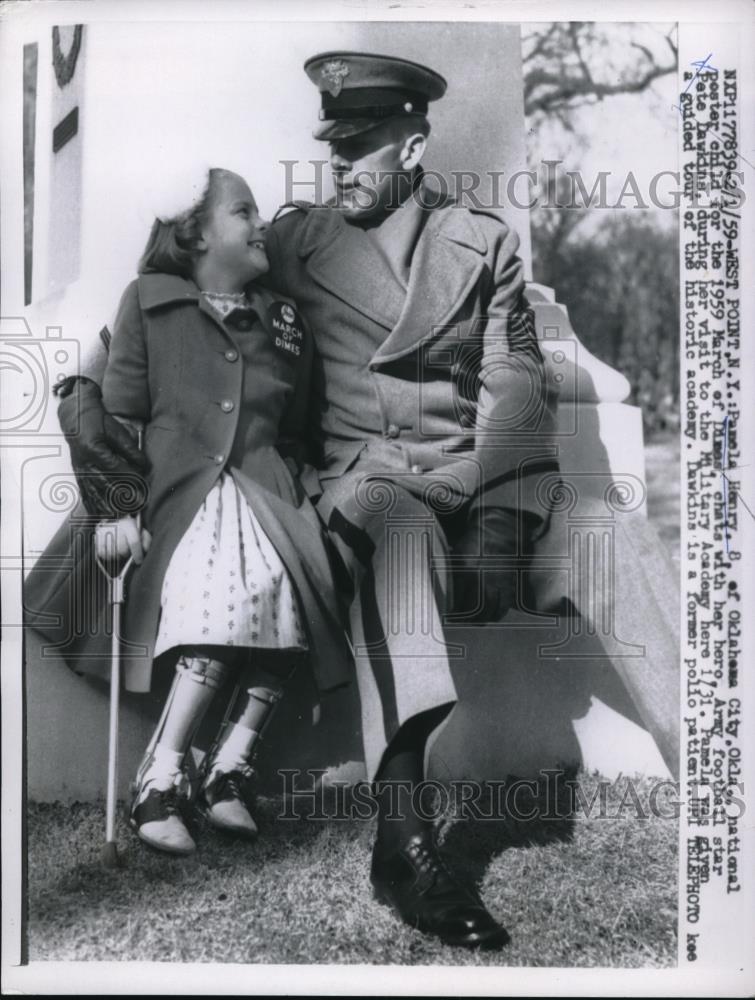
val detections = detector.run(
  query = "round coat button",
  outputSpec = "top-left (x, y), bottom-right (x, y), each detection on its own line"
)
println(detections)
top-left (224, 349), bottom-right (238, 362)
top-left (410, 464), bottom-right (423, 475)
top-left (386, 423), bottom-right (400, 439)
top-left (236, 319), bottom-right (252, 331)
top-left (213, 454), bottom-right (225, 465)
top-left (220, 400), bottom-right (234, 413)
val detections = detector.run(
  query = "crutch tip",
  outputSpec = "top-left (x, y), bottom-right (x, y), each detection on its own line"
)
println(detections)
top-left (101, 841), bottom-right (121, 868)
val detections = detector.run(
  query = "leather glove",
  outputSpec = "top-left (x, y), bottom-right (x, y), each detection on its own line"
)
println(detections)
top-left (55, 376), bottom-right (149, 518)
top-left (452, 507), bottom-right (526, 623)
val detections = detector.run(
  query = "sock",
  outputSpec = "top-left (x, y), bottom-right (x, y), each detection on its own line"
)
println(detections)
top-left (207, 678), bottom-right (285, 781)
top-left (208, 722), bottom-right (257, 778)
top-left (374, 706), bottom-right (450, 854)
top-left (374, 745), bottom-right (428, 853)
top-left (139, 745), bottom-right (184, 795)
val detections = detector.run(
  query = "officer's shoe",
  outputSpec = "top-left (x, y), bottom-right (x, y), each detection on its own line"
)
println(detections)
top-left (370, 830), bottom-right (510, 950)
top-left (197, 764), bottom-right (259, 840)
top-left (130, 783), bottom-right (196, 856)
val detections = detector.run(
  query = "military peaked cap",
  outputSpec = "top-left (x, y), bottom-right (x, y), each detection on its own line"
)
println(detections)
top-left (304, 50), bottom-right (447, 140)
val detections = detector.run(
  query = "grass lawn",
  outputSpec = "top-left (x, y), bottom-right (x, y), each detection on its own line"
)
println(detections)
top-left (27, 772), bottom-right (677, 966)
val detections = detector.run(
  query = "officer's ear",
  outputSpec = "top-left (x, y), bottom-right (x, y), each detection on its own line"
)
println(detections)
top-left (400, 132), bottom-right (427, 171)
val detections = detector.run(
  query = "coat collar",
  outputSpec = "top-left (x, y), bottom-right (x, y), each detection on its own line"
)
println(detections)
top-left (137, 272), bottom-right (288, 307)
top-left (137, 273), bottom-right (287, 324)
top-left (136, 273), bottom-right (246, 349)
top-left (296, 175), bottom-right (489, 361)
top-left (137, 272), bottom-right (297, 354)
top-left (137, 272), bottom-right (200, 311)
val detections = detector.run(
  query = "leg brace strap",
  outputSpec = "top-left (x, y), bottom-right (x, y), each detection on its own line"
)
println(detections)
top-left (176, 649), bottom-right (231, 690)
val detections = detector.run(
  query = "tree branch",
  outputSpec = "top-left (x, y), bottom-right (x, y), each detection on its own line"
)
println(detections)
top-left (524, 23), bottom-right (678, 122)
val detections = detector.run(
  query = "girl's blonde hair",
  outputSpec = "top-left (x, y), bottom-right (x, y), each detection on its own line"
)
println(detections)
top-left (138, 167), bottom-right (229, 278)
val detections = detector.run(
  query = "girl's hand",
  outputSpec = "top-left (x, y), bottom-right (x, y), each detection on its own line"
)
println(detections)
top-left (95, 517), bottom-right (152, 566)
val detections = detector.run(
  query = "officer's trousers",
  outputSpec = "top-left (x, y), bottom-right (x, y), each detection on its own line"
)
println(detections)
top-left (318, 473), bottom-right (458, 781)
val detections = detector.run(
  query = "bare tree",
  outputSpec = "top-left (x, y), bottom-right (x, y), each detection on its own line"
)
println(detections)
top-left (523, 22), bottom-right (678, 130)
top-left (524, 24), bottom-right (681, 432)
top-left (529, 174), bottom-right (587, 281)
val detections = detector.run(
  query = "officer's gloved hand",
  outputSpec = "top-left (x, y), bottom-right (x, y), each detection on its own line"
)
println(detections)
top-left (452, 507), bottom-right (526, 623)
top-left (55, 376), bottom-right (149, 518)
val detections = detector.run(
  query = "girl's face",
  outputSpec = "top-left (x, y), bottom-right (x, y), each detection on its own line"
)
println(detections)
top-left (198, 172), bottom-right (269, 289)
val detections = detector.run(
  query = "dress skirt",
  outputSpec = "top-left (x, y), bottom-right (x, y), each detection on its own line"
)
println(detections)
top-left (153, 470), bottom-right (308, 657)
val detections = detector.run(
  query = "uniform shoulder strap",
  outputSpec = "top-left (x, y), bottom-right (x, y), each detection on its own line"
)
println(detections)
top-left (271, 200), bottom-right (313, 224)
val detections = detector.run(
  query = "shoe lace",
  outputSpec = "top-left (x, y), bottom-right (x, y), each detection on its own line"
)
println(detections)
top-left (405, 836), bottom-right (484, 905)
top-left (132, 781), bottom-right (183, 821)
top-left (405, 837), bottom-right (457, 888)
top-left (156, 785), bottom-right (182, 816)
top-left (209, 764), bottom-right (257, 806)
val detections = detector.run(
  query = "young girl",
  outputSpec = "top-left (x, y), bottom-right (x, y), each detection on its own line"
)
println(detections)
top-left (28, 166), bottom-right (350, 854)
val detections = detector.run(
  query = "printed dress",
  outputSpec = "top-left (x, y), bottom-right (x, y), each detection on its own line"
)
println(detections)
top-left (153, 291), bottom-right (308, 658)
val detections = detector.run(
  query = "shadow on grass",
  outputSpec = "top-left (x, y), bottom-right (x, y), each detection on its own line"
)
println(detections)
top-left (27, 768), bottom-right (677, 966)
top-left (437, 766), bottom-right (578, 891)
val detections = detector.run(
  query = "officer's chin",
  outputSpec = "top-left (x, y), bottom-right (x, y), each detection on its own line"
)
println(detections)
top-left (338, 191), bottom-right (385, 221)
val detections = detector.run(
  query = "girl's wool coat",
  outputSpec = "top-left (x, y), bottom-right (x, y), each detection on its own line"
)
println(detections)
top-left (25, 273), bottom-right (351, 693)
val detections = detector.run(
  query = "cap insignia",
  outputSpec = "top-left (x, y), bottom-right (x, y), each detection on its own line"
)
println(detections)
top-left (321, 59), bottom-right (349, 97)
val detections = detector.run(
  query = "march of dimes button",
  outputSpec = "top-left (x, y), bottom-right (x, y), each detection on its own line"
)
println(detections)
top-left (268, 301), bottom-right (304, 358)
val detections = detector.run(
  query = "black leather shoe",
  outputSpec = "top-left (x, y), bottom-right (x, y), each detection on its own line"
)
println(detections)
top-left (370, 830), bottom-right (510, 950)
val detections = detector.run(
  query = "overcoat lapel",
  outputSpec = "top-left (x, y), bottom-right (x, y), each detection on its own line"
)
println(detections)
top-left (298, 209), bottom-right (405, 330)
top-left (371, 204), bottom-right (488, 366)
top-left (296, 184), bottom-right (489, 364)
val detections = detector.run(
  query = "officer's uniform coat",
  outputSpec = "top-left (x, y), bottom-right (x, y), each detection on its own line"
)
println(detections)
top-left (266, 177), bottom-right (558, 778)
top-left (24, 273), bottom-right (351, 694)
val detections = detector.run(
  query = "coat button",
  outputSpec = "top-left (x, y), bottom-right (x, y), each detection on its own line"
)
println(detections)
top-left (220, 399), bottom-right (234, 413)
top-left (386, 423), bottom-right (400, 439)
top-left (410, 464), bottom-right (423, 475)
top-left (236, 319), bottom-right (252, 331)
top-left (213, 453), bottom-right (225, 465)
top-left (224, 349), bottom-right (238, 362)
